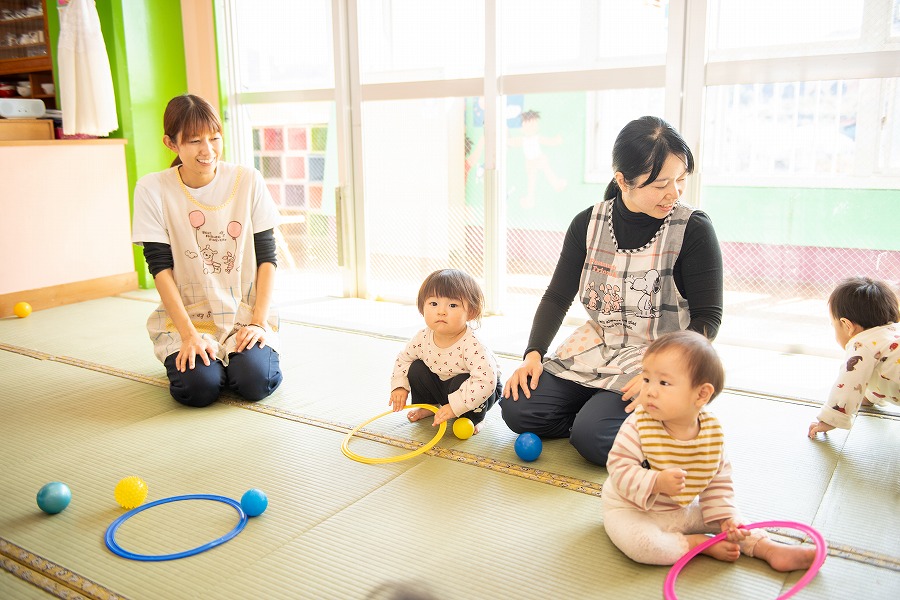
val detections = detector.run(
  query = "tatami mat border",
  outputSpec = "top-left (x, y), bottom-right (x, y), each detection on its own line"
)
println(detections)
top-left (274, 319), bottom-right (900, 416)
top-left (0, 343), bottom-right (167, 388)
top-left (0, 539), bottom-right (129, 600)
top-left (220, 398), bottom-right (606, 497)
top-left (3, 342), bottom-right (899, 574)
top-left (0, 342), bottom-right (606, 497)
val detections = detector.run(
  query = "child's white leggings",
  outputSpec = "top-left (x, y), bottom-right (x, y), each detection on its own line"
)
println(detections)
top-left (602, 500), bottom-right (763, 566)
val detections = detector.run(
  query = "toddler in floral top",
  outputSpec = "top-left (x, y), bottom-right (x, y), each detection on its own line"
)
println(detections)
top-left (809, 276), bottom-right (900, 438)
top-left (390, 269), bottom-right (502, 435)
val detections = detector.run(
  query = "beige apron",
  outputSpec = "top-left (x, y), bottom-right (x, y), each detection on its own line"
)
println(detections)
top-left (146, 164), bottom-right (280, 365)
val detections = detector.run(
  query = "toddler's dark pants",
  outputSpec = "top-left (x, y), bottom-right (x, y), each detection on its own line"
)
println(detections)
top-left (164, 345), bottom-right (283, 407)
top-left (407, 359), bottom-right (501, 424)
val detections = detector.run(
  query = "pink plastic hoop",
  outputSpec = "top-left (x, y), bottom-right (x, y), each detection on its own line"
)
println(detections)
top-left (664, 520), bottom-right (827, 600)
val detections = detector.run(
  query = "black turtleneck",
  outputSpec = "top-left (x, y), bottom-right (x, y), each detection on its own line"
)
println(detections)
top-left (524, 196), bottom-right (723, 358)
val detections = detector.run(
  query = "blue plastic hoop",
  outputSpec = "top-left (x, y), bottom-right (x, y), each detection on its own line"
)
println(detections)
top-left (105, 494), bottom-right (248, 561)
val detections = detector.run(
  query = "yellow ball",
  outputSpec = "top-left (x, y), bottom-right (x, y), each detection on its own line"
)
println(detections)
top-left (114, 476), bottom-right (148, 509)
top-left (13, 302), bottom-right (32, 318)
top-left (452, 417), bottom-right (475, 440)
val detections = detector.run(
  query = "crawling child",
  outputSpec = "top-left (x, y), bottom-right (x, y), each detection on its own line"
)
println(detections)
top-left (809, 276), bottom-right (899, 438)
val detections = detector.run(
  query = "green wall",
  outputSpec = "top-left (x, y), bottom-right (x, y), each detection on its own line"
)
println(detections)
top-left (48, 0), bottom-right (190, 288)
top-left (464, 92), bottom-right (900, 253)
top-left (702, 186), bottom-right (900, 250)
top-left (107, 0), bottom-right (189, 288)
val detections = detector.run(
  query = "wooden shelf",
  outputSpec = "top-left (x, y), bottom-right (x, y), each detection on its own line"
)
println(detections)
top-left (0, 14), bottom-right (44, 23)
top-left (0, 1), bottom-right (54, 106)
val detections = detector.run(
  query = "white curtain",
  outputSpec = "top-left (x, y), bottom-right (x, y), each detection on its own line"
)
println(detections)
top-left (57, 0), bottom-right (118, 136)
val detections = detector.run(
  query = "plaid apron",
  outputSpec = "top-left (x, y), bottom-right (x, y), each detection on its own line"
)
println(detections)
top-left (543, 198), bottom-right (692, 390)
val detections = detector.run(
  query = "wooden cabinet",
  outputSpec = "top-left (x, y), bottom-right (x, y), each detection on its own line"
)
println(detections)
top-left (0, 116), bottom-right (53, 139)
top-left (0, 0), bottom-right (56, 110)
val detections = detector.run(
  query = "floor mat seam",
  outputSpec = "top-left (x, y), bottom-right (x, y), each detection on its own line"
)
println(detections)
top-left (3, 343), bottom-right (898, 570)
top-left (0, 537), bottom-right (131, 600)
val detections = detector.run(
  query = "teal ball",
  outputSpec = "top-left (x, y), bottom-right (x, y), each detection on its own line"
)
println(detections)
top-left (36, 482), bottom-right (72, 514)
top-left (241, 488), bottom-right (268, 517)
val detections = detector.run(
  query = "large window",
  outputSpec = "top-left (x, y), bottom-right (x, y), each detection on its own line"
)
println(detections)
top-left (218, 0), bottom-right (900, 398)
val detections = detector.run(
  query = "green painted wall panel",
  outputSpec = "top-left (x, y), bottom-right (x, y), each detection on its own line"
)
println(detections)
top-left (703, 186), bottom-right (900, 250)
top-left (101, 0), bottom-right (188, 288)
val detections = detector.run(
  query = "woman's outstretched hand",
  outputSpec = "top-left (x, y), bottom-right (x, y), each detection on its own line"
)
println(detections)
top-left (620, 373), bottom-right (643, 413)
top-left (503, 351), bottom-right (544, 400)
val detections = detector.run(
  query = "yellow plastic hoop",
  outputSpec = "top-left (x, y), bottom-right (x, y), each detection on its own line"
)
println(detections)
top-left (341, 404), bottom-right (447, 464)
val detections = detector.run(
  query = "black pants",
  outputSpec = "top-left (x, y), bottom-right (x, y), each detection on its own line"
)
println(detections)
top-left (500, 370), bottom-right (627, 466)
top-left (164, 344), bottom-right (283, 407)
top-left (407, 359), bottom-right (501, 424)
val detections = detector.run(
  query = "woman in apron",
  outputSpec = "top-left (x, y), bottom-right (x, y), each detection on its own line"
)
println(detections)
top-left (131, 94), bottom-right (283, 407)
top-left (501, 116), bottom-right (723, 466)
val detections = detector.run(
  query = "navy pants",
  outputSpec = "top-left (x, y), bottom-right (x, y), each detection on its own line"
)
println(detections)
top-left (500, 370), bottom-right (628, 466)
top-left (407, 359), bottom-right (501, 425)
top-left (164, 345), bottom-right (283, 407)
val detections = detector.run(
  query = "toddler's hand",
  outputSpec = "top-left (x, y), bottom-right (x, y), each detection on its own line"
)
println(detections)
top-left (432, 404), bottom-right (455, 426)
top-left (653, 467), bottom-right (687, 496)
top-left (720, 519), bottom-right (750, 542)
top-left (808, 420), bottom-right (835, 438)
top-left (389, 388), bottom-right (409, 412)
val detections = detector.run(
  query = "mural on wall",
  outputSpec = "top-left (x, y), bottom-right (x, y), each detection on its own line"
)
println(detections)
top-left (464, 92), bottom-right (603, 232)
top-left (508, 109), bottom-right (567, 208)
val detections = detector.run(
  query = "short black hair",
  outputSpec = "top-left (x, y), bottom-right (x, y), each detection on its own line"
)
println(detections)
top-left (644, 330), bottom-right (725, 401)
top-left (828, 277), bottom-right (899, 329)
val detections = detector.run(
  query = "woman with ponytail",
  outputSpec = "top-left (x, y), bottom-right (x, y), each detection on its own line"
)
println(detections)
top-left (501, 116), bottom-right (723, 466)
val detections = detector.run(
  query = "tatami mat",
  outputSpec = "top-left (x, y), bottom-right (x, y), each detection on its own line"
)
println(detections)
top-left (2, 296), bottom-right (899, 599)
top-left (0, 297), bottom-right (164, 380)
top-left (812, 414), bottom-right (900, 557)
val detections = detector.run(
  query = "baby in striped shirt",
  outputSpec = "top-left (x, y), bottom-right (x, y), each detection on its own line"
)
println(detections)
top-left (603, 330), bottom-right (816, 571)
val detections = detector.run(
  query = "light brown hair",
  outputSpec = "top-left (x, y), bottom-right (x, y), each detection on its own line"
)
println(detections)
top-left (163, 94), bottom-right (222, 167)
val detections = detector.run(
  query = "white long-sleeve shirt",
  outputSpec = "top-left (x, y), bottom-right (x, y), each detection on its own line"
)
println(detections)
top-left (604, 408), bottom-right (738, 525)
top-left (391, 327), bottom-right (499, 417)
top-left (818, 323), bottom-right (900, 430)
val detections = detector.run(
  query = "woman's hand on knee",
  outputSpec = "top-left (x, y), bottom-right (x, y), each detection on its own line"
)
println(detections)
top-left (235, 324), bottom-right (267, 353)
top-left (503, 351), bottom-right (543, 400)
top-left (176, 334), bottom-right (216, 372)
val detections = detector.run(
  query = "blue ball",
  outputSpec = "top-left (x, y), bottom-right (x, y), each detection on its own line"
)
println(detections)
top-left (514, 432), bottom-right (543, 462)
top-left (241, 488), bottom-right (268, 517)
top-left (36, 482), bottom-right (72, 514)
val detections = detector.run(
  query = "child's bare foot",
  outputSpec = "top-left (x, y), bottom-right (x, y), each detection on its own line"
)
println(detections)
top-left (407, 408), bottom-right (433, 423)
top-left (688, 534), bottom-right (740, 562)
top-left (754, 539), bottom-right (818, 572)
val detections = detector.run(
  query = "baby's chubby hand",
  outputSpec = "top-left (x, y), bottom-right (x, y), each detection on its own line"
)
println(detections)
top-left (720, 519), bottom-right (750, 542)
top-left (808, 420), bottom-right (835, 439)
top-left (432, 404), bottom-right (456, 426)
top-left (389, 387), bottom-right (409, 412)
top-left (653, 467), bottom-right (687, 496)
